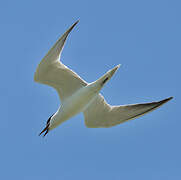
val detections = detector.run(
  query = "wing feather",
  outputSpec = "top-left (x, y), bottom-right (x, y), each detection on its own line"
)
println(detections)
top-left (83, 95), bottom-right (173, 128)
top-left (34, 20), bottom-right (87, 101)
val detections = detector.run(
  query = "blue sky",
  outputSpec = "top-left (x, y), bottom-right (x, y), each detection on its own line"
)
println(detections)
top-left (2, 0), bottom-right (180, 179)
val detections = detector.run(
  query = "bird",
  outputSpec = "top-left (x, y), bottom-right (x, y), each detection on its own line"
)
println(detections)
top-left (34, 20), bottom-right (173, 137)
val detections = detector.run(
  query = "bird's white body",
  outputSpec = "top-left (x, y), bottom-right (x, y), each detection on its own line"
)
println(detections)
top-left (50, 65), bottom-right (119, 130)
top-left (50, 84), bottom-right (96, 129)
top-left (35, 21), bottom-right (172, 136)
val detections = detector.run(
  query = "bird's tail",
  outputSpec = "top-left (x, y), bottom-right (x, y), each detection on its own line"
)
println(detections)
top-left (96, 65), bottom-right (121, 86)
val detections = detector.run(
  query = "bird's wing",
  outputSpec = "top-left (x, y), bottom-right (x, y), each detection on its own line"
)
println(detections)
top-left (34, 20), bottom-right (87, 101)
top-left (83, 94), bottom-right (173, 128)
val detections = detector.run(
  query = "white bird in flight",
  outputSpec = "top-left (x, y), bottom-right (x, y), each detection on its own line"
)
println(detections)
top-left (34, 20), bottom-right (173, 137)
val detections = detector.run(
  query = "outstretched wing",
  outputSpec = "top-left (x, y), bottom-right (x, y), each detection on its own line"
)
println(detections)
top-left (83, 94), bottom-right (173, 128)
top-left (34, 20), bottom-right (87, 101)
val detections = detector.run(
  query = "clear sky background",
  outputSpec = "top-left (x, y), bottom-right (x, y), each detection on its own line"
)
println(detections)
top-left (1, 0), bottom-right (180, 179)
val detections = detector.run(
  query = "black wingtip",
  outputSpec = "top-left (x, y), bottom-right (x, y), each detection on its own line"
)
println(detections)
top-left (72, 20), bottom-right (79, 27)
top-left (162, 96), bottom-right (173, 103)
top-left (75, 19), bottom-right (80, 24)
top-left (156, 96), bottom-right (173, 108)
top-left (68, 20), bottom-right (79, 33)
top-left (169, 96), bottom-right (174, 100)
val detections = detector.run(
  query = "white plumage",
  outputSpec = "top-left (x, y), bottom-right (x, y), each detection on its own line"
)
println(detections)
top-left (34, 20), bottom-right (172, 136)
